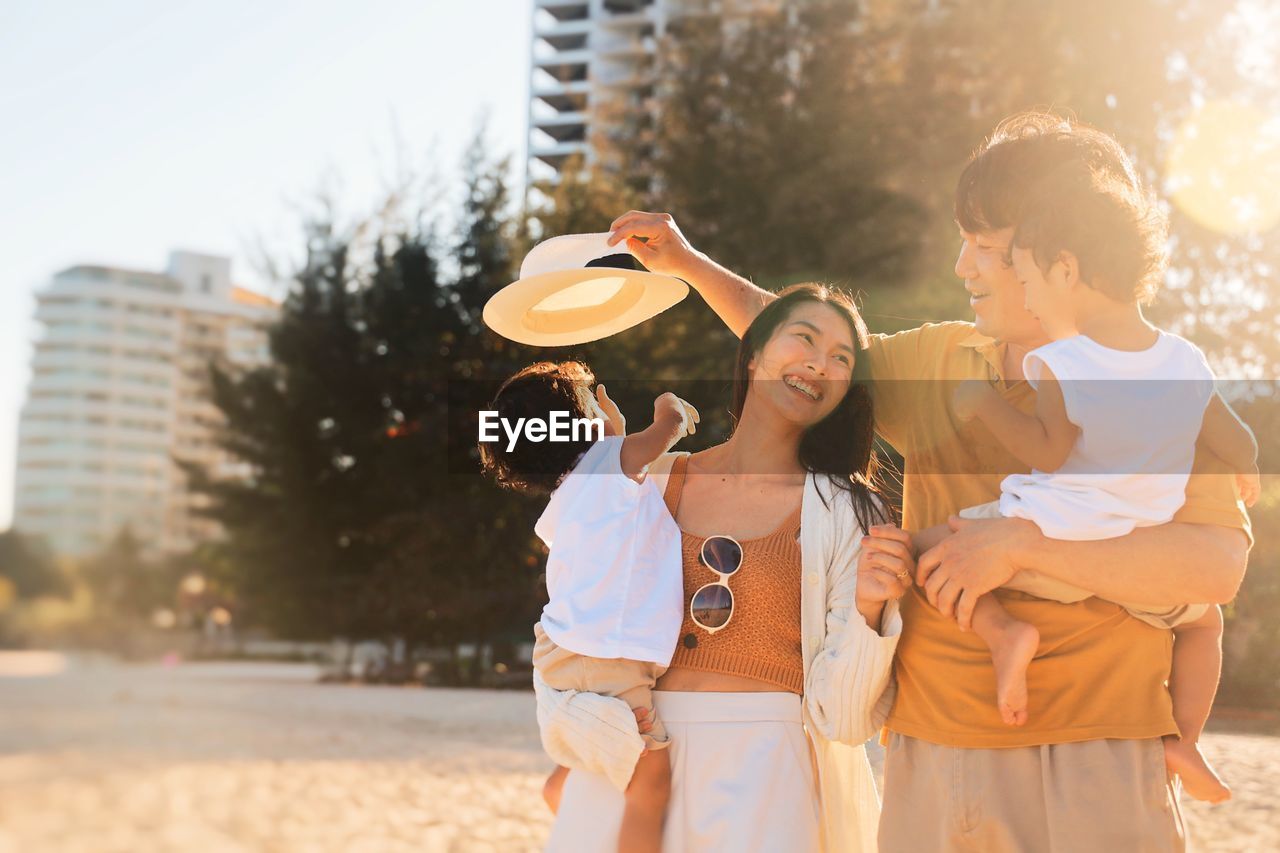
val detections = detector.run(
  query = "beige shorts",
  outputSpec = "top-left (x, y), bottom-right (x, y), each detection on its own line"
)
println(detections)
top-left (879, 733), bottom-right (1184, 852)
top-left (532, 621), bottom-right (670, 748)
top-left (960, 501), bottom-right (1209, 629)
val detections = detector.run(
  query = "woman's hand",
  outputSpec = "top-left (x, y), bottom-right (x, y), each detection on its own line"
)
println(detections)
top-left (607, 210), bottom-right (704, 279)
top-left (855, 524), bottom-right (915, 632)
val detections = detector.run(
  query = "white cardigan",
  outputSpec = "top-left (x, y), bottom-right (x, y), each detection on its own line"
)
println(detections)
top-left (533, 454), bottom-right (901, 852)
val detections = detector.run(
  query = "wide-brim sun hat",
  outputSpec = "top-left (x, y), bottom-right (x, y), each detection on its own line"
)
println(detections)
top-left (482, 232), bottom-right (689, 346)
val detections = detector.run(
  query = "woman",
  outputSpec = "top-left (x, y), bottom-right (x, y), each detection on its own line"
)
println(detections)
top-left (535, 284), bottom-right (914, 851)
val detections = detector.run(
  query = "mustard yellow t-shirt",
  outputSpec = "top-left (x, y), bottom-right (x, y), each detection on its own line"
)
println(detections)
top-left (863, 321), bottom-right (1252, 748)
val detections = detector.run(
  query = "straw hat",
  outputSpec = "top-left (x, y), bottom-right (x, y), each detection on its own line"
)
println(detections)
top-left (482, 232), bottom-right (688, 346)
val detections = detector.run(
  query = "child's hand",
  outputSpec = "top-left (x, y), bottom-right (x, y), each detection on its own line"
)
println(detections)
top-left (634, 707), bottom-right (655, 755)
top-left (634, 707), bottom-right (655, 735)
top-left (654, 392), bottom-right (699, 442)
top-left (595, 384), bottom-right (627, 436)
top-left (1237, 465), bottom-right (1261, 508)
top-left (953, 378), bottom-right (995, 422)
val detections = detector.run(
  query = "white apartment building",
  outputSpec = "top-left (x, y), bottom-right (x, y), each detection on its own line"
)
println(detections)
top-left (528, 0), bottom-right (786, 182)
top-left (13, 251), bottom-right (277, 559)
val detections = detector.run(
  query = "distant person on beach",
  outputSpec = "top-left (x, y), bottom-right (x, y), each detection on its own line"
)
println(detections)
top-left (605, 112), bottom-right (1252, 851)
top-left (533, 284), bottom-right (914, 851)
top-left (479, 360), bottom-right (699, 853)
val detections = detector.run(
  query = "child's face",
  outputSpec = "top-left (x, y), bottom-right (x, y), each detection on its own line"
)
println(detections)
top-left (1012, 247), bottom-right (1077, 340)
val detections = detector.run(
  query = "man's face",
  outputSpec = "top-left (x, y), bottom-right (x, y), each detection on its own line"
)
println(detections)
top-left (954, 226), bottom-right (1048, 347)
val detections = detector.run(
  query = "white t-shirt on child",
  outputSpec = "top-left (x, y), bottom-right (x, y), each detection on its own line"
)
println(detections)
top-left (535, 436), bottom-right (683, 665)
top-left (998, 331), bottom-right (1216, 541)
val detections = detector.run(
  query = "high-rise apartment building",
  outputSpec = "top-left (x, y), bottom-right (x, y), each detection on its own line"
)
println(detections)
top-left (527, 0), bottom-right (789, 183)
top-left (13, 251), bottom-right (277, 559)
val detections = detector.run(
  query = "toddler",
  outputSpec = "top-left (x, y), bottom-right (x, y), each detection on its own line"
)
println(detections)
top-left (932, 162), bottom-right (1259, 804)
top-left (479, 361), bottom-right (697, 852)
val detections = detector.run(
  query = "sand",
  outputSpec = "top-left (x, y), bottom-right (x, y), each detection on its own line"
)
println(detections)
top-left (0, 654), bottom-right (1274, 852)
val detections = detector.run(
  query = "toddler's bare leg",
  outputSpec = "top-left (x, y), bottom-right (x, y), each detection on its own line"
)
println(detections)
top-left (542, 765), bottom-right (569, 814)
top-left (971, 593), bottom-right (1039, 727)
top-left (1164, 605), bottom-right (1231, 803)
top-left (619, 748), bottom-right (671, 853)
top-left (614, 682), bottom-right (670, 853)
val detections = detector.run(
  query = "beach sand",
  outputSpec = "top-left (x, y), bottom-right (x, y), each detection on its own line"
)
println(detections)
top-left (0, 655), bottom-right (1274, 852)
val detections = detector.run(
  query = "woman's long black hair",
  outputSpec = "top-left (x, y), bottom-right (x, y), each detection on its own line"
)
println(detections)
top-left (730, 283), bottom-right (893, 534)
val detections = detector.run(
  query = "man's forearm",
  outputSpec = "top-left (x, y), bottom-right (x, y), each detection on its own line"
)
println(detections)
top-left (680, 253), bottom-right (774, 338)
top-left (1015, 520), bottom-right (1249, 605)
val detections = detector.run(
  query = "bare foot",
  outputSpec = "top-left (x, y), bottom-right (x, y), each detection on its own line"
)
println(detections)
top-left (1164, 737), bottom-right (1232, 803)
top-left (989, 620), bottom-right (1039, 726)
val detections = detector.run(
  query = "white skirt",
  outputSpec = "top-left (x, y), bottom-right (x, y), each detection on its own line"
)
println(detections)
top-left (544, 691), bottom-right (822, 853)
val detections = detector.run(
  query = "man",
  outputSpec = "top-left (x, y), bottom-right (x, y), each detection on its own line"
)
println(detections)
top-left (606, 112), bottom-right (1251, 850)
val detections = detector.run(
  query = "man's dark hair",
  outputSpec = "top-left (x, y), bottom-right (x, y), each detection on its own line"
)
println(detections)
top-left (954, 111), bottom-right (1143, 235)
top-left (478, 361), bottom-right (599, 496)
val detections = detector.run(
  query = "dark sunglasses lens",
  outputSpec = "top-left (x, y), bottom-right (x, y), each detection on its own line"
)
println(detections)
top-left (702, 536), bottom-right (743, 576)
top-left (691, 583), bottom-right (734, 629)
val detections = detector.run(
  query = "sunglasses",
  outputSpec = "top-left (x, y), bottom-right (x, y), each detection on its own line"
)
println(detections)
top-left (690, 535), bottom-right (744, 634)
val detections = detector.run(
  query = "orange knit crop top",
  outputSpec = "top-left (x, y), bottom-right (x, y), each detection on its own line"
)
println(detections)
top-left (663, 454), bottom-right (806, 694)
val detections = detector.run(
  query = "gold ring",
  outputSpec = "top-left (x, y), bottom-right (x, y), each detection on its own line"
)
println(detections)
top-left (896, 569), bottom-right (911, 582)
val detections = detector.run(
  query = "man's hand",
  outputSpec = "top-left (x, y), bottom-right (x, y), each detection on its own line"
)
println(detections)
top-left (608, 211), bottom-right (703, 279)
top-left (952, 378), bottom-right (996, 423)
top-left (916, 515), bottom-right (1041, 631)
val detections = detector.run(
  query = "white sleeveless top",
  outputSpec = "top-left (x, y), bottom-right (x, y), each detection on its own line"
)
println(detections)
top-left (535, 436), bottom-right (683, 664)
top-left (998, 331), bottom-right (1216, 540)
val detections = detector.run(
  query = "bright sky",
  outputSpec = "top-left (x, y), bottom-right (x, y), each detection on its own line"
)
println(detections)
top-left (0, 0), bottom-right (532, 530)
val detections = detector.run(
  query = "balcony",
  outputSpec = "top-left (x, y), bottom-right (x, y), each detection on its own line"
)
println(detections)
top-left (536, 1), bottom-right (589, 23)
top-left (535, 17), bottom-right (591, 51)
top-left (533, 112), bottom-right (588, 144)
top-left (530, 139), bottom-right (590, 171)
top-left (534, 48), bottom-right (590, 83)
top-left (532, 78), bottom-right (591, 114)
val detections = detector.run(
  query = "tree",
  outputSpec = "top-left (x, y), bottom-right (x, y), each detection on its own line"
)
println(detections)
top-left (192, 137), bottom-right (550, 680)
top-left (861, 0), bottom-right (1280, 359)
top-left (80, 528), bottom-right (180, 622)
top-left (0, 529), bottom-right (68, 601)
top-left (621, 2), bottom-right (927, 291)
top-left (193, 227), bottom-right (391, 641)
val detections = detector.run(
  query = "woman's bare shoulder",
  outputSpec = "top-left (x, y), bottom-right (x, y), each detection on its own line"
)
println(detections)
top-left (644, 451), bottom-right (686, 494)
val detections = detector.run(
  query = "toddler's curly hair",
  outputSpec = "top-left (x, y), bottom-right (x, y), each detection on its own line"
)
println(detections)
top-left (478, 361), bottom-right (599, 496)
top-left (1013, 159), bottom-right (1168, 304)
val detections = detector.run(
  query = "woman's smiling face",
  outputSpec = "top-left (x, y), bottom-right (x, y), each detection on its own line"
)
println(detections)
top-left (746, 301), bottom-right (855, 427)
